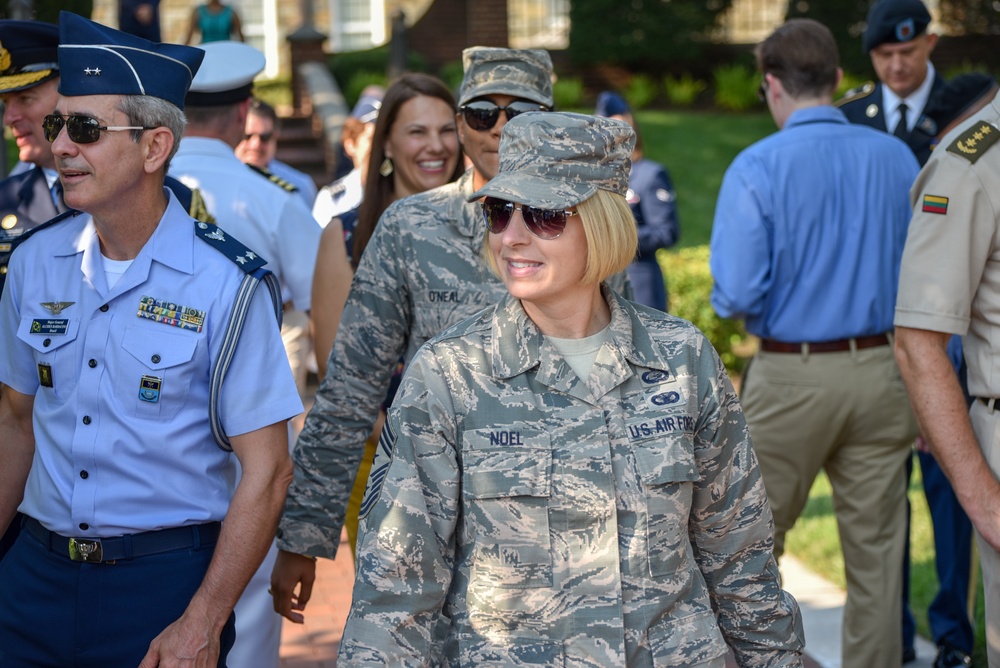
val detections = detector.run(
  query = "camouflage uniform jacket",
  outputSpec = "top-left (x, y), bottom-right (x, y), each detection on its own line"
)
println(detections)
top-left (277, 170), bottom-right (631, 557)
top-left (339, 287), bottom-right (804, 667)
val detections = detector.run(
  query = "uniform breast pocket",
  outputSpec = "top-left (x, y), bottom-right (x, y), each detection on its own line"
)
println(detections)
top-left (412, 289), bottom-right (489, 342)
top-left (114, 325), bottom-right (200, 421)
top-left (631, 428), bottom-right (699, 578)
top-left (463, 429), bottom-right (553, 589)
top-left (16, 317), bottom-right (81, 399)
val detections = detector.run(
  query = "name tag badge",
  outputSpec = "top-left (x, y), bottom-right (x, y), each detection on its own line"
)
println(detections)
top-left (30, 318), bottom-right (69, 335)
top-left (139, 375), bottom-right (162, 403)
top-left (38, 363), bottom-right (53, 388)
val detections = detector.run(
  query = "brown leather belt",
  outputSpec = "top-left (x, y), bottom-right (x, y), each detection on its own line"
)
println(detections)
top-left (760, 333), bottom-right (890, 354)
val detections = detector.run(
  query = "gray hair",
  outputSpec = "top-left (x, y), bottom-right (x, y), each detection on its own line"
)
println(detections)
top-left (117, 94), bottom-right (187, 169)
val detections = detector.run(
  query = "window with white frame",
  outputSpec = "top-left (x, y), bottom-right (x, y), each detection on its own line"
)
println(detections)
top-left (508, 0), bottom-right (570, 50)
top-left (327, 0), bottom-right (385, 52)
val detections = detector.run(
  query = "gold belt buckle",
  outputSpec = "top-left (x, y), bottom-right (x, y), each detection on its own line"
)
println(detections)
top-left (68, 538), bottom-right (103, 562)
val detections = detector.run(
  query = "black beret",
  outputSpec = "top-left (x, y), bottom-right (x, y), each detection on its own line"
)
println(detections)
top-left (863, 0), bottom-right (931, 52)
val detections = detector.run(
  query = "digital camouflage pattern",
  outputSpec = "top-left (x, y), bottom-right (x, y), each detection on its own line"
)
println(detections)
top-left (458, 46), bottom-right (554, 107)
top-left (276, 169), bottom-right (634, 557)
top-left (339, 287), bottom-right (804, 667)
top-left (470, 112), bottom-right (635, 210)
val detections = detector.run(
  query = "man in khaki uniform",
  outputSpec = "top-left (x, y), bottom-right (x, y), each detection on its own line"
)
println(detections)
top-left (895, 90), bottom-right (1000, 666)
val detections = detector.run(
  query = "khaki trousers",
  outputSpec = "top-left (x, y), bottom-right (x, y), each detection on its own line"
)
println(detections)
top-left (741, 344), bottom-right (917, 668)
top-left (970, 401), bottom-right (1000, 666)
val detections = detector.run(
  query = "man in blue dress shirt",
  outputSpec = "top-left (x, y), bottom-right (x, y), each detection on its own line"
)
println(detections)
top-left (710, 19), bottom-right (919, 668)
top-left (0, 13), bottom-right (301, 667)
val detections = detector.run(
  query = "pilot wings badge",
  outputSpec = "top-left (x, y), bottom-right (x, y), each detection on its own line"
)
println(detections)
top-left (40, 302), bottom-right (75, 315)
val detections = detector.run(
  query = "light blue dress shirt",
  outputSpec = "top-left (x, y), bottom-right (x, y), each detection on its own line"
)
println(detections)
top-left (710, 105), bottom-right (919, 342)
top-left (0, 191), bottom-right (303, 536)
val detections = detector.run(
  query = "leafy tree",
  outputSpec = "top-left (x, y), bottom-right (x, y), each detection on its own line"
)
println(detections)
top-left (938, 0), bottom-right (1000, 34)
top-left (569, 0), bottom-right (734, 71)
top-left (784, 0), bottom-right (872, 77)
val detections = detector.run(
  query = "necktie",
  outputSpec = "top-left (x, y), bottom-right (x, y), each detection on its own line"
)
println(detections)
top-left (893, 103), bottom-right (909, 139)
top-left (52, 180), bottom-right (68, 214)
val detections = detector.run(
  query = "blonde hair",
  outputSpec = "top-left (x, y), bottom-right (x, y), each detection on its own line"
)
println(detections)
top-left (483, 189), bottom-right (638, 285)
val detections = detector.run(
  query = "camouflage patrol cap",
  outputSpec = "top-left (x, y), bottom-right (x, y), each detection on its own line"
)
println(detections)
top-left (469, 111), bottom-right (634, 210)
top-left (459, 47), bottom-right (554, 108)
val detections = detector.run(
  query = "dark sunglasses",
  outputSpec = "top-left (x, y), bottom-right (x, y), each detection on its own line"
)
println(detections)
top-left (243, 131), bottom-right (274, 143)
top-left (460, 100), bottom-right (549, 131)
top-left (482, 196), bottom-right (576, 240)
top-left (43, 114), bottom-right (152, 144)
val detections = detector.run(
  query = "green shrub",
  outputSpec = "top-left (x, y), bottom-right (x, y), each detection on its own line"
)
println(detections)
top-left (553, 76), bottom-right (585, 110)
top-left (664, 74), bottom-right (707, 107)
top-left (253, 76), bottom-right (293, 111)
top-left (836, 71), bottom-right (867, 98)
top-left (438, 60), bottom-right (465, 95)
top-left (713, 63), bottom-right (760, 112)
top-left (345, 70), bottom-right (389, 108)
top-left (660, 245), bottom-right (753, 374)
top-left (328, 46), bottom-right (426, 98)
top-left (624, 74), bottom-right (658, 111)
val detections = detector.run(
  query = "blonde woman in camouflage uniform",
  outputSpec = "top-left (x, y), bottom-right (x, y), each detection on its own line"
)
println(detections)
top-left (337, 112), bottom-right (805, 667)
top-left (270, 47), bottom-right (632, 619)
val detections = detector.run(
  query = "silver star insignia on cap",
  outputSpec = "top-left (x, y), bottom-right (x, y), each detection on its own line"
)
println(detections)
top-left (40, 301), bottom-right (75, 315)
top-left (84, 67), bottom-right (101, 76)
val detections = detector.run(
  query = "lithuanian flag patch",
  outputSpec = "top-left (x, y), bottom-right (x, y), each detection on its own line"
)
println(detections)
top-left (922, 194), bottom-right (949, 214)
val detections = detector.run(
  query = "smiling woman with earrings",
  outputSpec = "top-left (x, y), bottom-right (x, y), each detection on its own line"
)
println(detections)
top-left (337, 111), bottom-right (805, 667)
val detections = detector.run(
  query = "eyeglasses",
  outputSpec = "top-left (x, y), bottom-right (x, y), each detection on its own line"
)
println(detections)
top-left (757, 78), bottom-right (769, 103)
top-left (243, 131), bottom-right (274, 143)
top-left (482, 196), bottom-right (576, 240)
top-left (42, 114), bottom-right (152, 144)
top-left (460, 100), bottom-right (549, 131)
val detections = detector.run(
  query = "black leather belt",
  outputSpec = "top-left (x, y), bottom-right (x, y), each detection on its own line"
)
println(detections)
top-left (760, 333), bottom-right (891, 354)
top-left (23, 516), bottom-right (221, 563)
top-left (976, 397), bottom-right (999, 412)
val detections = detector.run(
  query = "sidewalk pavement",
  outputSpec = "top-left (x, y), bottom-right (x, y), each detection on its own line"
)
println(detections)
top-left (277, 535), bottom-right (933, 667)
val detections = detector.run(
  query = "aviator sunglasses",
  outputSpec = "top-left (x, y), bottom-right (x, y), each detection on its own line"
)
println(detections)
top-left (460, 100), bottom-right (549, 131)
top-left (42, 114), bottom-right (153, 144)
top-left (482, 196), bottom-right (577, 240)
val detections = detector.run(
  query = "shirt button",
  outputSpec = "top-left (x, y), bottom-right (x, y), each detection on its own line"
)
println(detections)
top-left (80, 470), bottom-right (89, 479)
top-left (43, 338), bottom-right (51, 347)
top-left (82, 415), bottom-right (91, 425)
top-left (79, 523), bottom-right (89, 531)
top-left (99, 304), bottom-right (109, 312)
top-left (151, 354), bottom-right (161, 364)
top-left (88, 359), bottom-right (97, 368)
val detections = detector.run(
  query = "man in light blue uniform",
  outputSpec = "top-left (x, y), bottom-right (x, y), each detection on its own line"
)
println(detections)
top-left (710, 19), bottom-right (919, 668)
top-left (0, 12), bottom-right (301, 667)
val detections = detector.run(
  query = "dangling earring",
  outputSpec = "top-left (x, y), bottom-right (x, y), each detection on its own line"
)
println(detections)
top-left (379, 157), bottom-right (394, 177)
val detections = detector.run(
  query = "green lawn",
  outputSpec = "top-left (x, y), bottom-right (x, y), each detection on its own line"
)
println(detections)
top-left (634, 109), bottom-right (776, 247)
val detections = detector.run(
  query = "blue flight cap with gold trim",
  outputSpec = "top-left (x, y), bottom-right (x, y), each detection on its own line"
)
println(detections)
top-left (0, 20), bottom-right (60, 94)
top-left (185, 41), bottom-right (265, 107)
top-left (57, 11), bottom-right (203, 109)
top-left (862, 0), bottom-right (931, 53)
